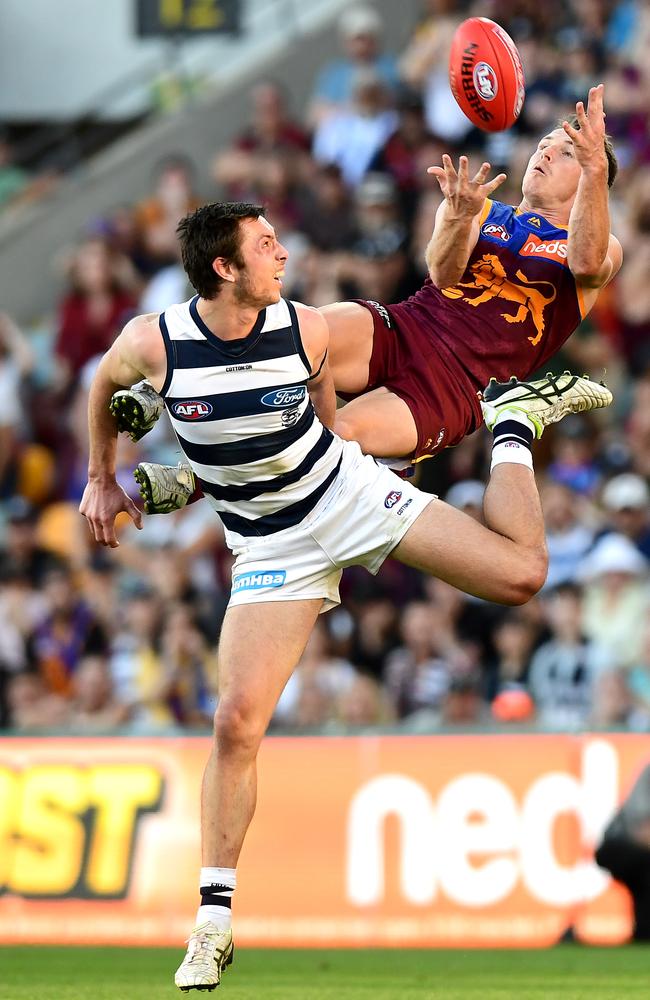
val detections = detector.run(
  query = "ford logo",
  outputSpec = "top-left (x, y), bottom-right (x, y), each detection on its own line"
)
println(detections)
top-left (171, 400), bottom-right (213, 419)
top-left (261, 386), bottom-right (306, 408)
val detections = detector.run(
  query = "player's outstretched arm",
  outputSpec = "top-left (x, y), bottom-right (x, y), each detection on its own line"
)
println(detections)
top-left (565, 84), bottom-right (622, 287)
top-left (425, 155), bottom-right (506, 287)
top-left (79, 316), bottom-right (161, 547)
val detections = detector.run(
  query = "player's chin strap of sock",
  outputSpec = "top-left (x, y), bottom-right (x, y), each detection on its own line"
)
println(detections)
top-left (490, 414), bottom-right (534, 473)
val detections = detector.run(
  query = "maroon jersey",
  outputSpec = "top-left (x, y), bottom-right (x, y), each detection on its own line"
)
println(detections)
top-left (358, 199), bottom-right (585, 460)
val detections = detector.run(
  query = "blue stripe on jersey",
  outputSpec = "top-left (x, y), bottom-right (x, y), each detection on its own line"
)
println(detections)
top-left (286, 299), bottom-right (311, 374)
top-left (166, 380), bottom-right (308, 422)
top-left (159, 312), bottom-right (176, 397)
top-left (178, 403), bottom-right (315, 467)
top-left (168, 327), bottom-right (305, 370)
top-left (218, 455), bottom-right (342, 537)
top-left (200, 425), bottom-right (334, 502)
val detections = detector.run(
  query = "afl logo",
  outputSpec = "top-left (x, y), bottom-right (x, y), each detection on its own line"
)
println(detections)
top-left (384, 489), bottom-right (403, 509)
top-left (261, 386), bottom-right (306, 408)
top-left (473, 62), bottom-right (498, 101)
top-left (171, 400), bottom-right (213, 420)
top-left (482, 223), bottom-right (510, 242)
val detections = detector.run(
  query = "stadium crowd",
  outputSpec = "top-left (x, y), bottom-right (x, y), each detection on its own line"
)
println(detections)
top-left (1, 0), bottom-right (650, 735)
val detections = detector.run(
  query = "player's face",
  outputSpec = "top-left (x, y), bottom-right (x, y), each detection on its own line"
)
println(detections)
top-left (233, 216), bottom-right (288, 307)
top-left (522, 128), bottom-right (582, 205)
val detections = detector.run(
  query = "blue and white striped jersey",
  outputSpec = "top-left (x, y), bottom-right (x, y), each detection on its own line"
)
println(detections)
top-left (159, 295), bottom-right (343, 547)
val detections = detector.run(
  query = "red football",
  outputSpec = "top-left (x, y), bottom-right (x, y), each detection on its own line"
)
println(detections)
top-left (449, 17), bottom-right (525, 133)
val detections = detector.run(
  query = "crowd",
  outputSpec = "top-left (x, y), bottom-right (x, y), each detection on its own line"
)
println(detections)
top-left (1, 0), bottom-right (650, 735)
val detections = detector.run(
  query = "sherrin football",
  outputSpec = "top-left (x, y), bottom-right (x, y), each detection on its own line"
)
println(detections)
top-left (449, 17), bottom-right (525, 132)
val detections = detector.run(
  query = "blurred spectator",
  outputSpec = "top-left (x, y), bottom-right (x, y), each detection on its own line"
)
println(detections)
top-left (486, 609), bottom-right (540, 701)
top-left (528, 583), bottom-right (611, 730)
top-left (68, 653), bottom-right (129, 732)
top-left (579, 533), bottom-right (650, 667)
top-left (541, 479), bottom-right (596, 589)
top-left (312, 69), bottom-right (398, 187)
top-left (109, 587), bottom-right (175, 729)
top-left (627, 621), bottom-right (650, 724)
top-left (0, 496), bottom-right (61, 586)
top-left (160, 603), bottom-right (217, 726)
top-left (5, 670), bottom-right (69, 731)
top-left (335, 672), bottom-right (395, 729)
top-left (274, 620), bottom-right (358, 729)
top-left (590, 668), bottom-right (637, 729)
top-left (399, 0), bottom-right (472, 145)
top-left (213, 80), bottom-right (311, 201)
top-left (308, 5), bottom-right (400, 125)
top-left (297, 164), bottom-right (358, 253)
top-left (32, 566), bottom-right (105, 696)
top-left (445, 479), bottom-right (485, 523)
top-left (547, 416), bottom-right (602, 495)
top-left (53, 237), bottom-right (138, 393)
top-left (596, 762), bottom-right (650, 940)
top-left (134, 155), bottom-right (202, 275)
top-left (600, 473), bottom-right (650, 559)
top-left (0, 313), bottom-right (34, 494)
top-left (384, 601), bottom-right (460, 718)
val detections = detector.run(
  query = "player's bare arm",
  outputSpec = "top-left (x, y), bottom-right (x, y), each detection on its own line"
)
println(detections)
top-left (565, 85), bottom-right (623, 290)
top-left (425, 155), bottom-right (507, 287)
top-left (296, 303), bottom-right (336, 429)
top-left (79, 314), bottom-right (165, 547)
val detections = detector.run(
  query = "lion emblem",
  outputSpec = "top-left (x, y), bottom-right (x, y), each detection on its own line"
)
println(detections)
top-left (442, 254), bottom-right (557, 346)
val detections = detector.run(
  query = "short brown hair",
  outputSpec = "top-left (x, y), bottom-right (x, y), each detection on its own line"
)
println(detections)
top-left (177, 202), bottom-right (263, 299)
top-left (560, 115), bottom-right (618, 188)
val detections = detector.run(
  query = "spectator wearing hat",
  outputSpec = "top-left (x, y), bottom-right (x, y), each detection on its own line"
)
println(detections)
top-left (600, 473), bottom-right (650, 559)
top-left (308, 5), bottom-right (400, 126)
top-left (579, 534), bottom-right (650, 668)
top-left (541, 480), bottom-right (596, 590)
top-left (445, 480), bottom-right (485, 523)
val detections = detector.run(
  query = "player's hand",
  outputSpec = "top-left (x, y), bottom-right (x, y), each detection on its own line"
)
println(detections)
top-left (563, 84), bottom-right (608, 177)
top-left (427, 156), bottom-right (507, 219)
top-left (79, 476), bottom-right (143, 547)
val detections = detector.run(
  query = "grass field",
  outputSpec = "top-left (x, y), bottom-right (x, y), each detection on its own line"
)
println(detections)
top-left (2, 946), bottom-right (649, 1000)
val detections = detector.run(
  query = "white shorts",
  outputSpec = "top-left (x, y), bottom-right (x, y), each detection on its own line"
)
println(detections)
top-left (228, 440), bottom-right (435, 613)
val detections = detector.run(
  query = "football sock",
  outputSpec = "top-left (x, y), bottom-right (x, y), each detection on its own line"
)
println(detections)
top-left (197, 866), bottom-right (236, 931)
top-left (490, 410), bottom-right (535, 473)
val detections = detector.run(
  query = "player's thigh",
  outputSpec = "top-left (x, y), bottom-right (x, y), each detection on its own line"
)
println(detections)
top-left (392, 499), bottom-right (530, 605)
top-left (320, 301), bottom-right (374, 394)
top-left (216, 598), bottom-right (323, 726)
top-left (335, 387), bottom-right (418, 458)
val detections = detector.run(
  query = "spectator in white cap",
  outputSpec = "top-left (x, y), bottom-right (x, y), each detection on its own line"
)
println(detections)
top-left (308, 5), bottom-right (399, 126)
top-left (601, 473), bottom-right (650, 559)
top-left (578, 534), bottom-right (650, 668)
top-left (445, 480), bottom-right (485, 523)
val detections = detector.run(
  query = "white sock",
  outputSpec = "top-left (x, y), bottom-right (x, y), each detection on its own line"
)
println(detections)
top-left (490, 409), bottom-right (535, 473)
top-left (197, 866), bottom-right (236, 931)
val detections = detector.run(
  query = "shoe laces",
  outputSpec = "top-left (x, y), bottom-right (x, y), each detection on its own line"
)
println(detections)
top-left (186, 930), bottom-right (215, 964)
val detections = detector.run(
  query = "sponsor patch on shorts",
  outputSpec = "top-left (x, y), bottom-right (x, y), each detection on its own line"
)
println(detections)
top-left (232, 570), bottom-right (287, 593)
top-left (396, 498), bottom-right (413, 516)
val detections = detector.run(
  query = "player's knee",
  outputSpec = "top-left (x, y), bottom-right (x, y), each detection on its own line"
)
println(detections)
top-left (213, 698), bottom-right (264, 759)
top-left (508, 547), bottom-right (548, 605)
top-left (334, 413), bottom-right (359, 443)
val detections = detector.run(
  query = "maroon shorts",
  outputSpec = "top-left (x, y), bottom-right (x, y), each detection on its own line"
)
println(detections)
top-left (343, 299), bottom-right (483, 461)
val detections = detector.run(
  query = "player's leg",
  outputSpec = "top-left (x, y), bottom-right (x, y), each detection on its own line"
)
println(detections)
top-left (319, 300), bottom-right (375, 394)
top-left (175, 597), bottom-right (322, 992)
top-left (393, 373), bottom-right (613, 604)
top-left (335, 386), bottom-right (418, 458)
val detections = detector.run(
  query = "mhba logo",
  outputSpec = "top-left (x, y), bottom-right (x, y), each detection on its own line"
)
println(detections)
top-left (171, 400), bottom-right (213, 420)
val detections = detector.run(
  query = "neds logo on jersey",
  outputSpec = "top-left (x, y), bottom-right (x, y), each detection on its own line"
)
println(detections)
top-left (261, 386), bottom-right (306, 408)
top-left (171, 400), bottom-right (213, 420)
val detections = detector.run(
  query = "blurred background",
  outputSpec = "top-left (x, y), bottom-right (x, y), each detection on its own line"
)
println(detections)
top-left (1, 0), bottom-right (650, 950)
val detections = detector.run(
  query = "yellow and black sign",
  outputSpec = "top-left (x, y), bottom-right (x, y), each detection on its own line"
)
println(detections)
top-left (136, 0), bottom-right (240, 36)
top-left (0, 764), bottom-right (163, 898)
